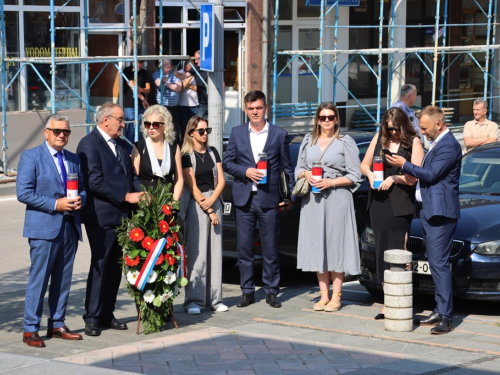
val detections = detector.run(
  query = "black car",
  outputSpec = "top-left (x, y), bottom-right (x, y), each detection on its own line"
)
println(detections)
top-left (222, 131), bottom-right (374, 262)
top-left (359, 142), bottom-right (500, 300)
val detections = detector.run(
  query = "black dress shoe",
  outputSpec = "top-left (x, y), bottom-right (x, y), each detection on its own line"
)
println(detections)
top-left (236, 293), bottom-right (255, 307)
top-left (266, 293), bottom-right (282, 308)
top-left (84, 322), bottom-right (101, 337)
top-left (374, 313), bottom-right (385, 320)
top-left (431, 317), bottom-right (454, 334)
top-left (100, 318), bottom-right (128, 330)
top-left (416, 312), bottom-right (441, 326)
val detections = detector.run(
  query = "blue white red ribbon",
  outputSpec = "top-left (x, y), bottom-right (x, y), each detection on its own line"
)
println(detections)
top-left (135, 238), bottom-right (166, 291)
top-left (176, 240), bottom-right (186, 279)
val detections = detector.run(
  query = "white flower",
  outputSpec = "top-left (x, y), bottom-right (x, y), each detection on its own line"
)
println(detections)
top-left (160, 291), bottom-right (173, 302)
top-left (127, 271), bottom-right (140, 285)
top-left (147, 271), bottom-right (158, 283)
top-left (164, 271), bottom-right (177, 285)
top-left (143, 290), bottom-right (155, 303)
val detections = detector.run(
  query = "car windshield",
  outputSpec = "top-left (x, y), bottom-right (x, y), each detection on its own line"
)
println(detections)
top-left (460, 151), bottom-right (500, 195)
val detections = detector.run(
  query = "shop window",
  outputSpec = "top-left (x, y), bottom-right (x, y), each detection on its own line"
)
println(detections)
top-left (89, 0), bottom-right (124, 23)
top-left (271, 0), bottom-right (292, 20)
top-left (3, 12), bottom-right (20, 112)
top-left (297, 0), bottom-right (321, 18)
top-left (155, 6), bottom-right (182, 23)
top-left (23, 12), bottom-right (81, 110)
top-left (155, 28), bottom-right (182, 56)
top-left (271, 26), bottom-right (292, 104)
top-left (3, 0), bottom-right (19, 4)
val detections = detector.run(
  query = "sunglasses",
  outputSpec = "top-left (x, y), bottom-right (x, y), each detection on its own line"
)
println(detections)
top-left (46, 128), bottom-right (71, 136)
top-left (318, 115), bottom-right (336, 122)
top-left (387, 127), bottom-right (401, 133)
top-left (144, 121), bottom-right (165, 129)
top-left (192, 128), bottom-right (212, 136)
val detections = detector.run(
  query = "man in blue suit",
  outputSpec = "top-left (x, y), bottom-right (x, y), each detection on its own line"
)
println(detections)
top-left (387, 106), bottom-right (462, 334)
top-left (223, 90), bottom-right (296, 308)
top-left (77, 103), bottom-right (142, 336)
top-left (17, 114), bottom-right (86, 347)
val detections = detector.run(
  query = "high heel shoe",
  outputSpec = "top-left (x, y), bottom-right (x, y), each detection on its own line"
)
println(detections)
top-left (313, 290), bottom-right (330, 311)
top-left (324, 292), bottom-right (341, 312)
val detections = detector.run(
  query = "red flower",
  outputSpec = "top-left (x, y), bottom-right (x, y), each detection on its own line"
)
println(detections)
top-left (156, 254), bottom-right (164, 266)
top-left (125, 255), bottom-right (140, 267)
top-left (170, 219), bottom-right (177, 227)
top-left (129, 228), bottom-right (144, 242)
top-left (159, 220), bottom-right (169, 233)
top-left (141, 237), bottom-right (155, 251)
top-left (166, 253), bottom-right (176, 266)
top-left (172, 232), bottom-right (179, 242)
top-left (162, 205), bottom-right (172, 216)
top-left (166, 236), bottom-right (174, 248)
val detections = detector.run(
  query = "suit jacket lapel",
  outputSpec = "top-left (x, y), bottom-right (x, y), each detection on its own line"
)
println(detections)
top-left (92, 128), bottom-right (124, 172)
top-left (263, 122), bottom-right (276, 154)
top-left (241, 122), bottom-right (253, 161)
top-left (41, 143), bottom-right (65, 191)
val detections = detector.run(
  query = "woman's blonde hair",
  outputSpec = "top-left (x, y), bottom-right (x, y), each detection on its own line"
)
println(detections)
top-left (140, 105), bottom-right (175, 145)
top-left (181, 115), bottom-right (208, 155)
top-left (311, 102), bottom-right (341, 145)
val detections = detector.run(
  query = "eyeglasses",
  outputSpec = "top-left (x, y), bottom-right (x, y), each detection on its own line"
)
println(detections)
top-left (144, 121), bottom-right (165, 129)
top-left (108, 115), bottom-right (125, 123)
top-left (387, 127), bottom-right (401, 133)
top-left (46, 128), bottom-right (71, 136)
top-left (318, 115), bottom-right (336, 122)
top-left (192, 128), bottom-right (212, 136)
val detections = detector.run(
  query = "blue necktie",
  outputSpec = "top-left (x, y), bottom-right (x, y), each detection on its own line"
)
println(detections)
top-left (56, 151), bottom-right (67, 193)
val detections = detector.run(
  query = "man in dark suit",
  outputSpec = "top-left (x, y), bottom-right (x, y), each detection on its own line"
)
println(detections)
top-left (387, 106), bottom-right (462, 334)
top-left (223, 90), bottom-right (295, 308)
top-left (77, 103), bottom-right (142, 336)
top-left (17, 114), bottom-right (86, 347)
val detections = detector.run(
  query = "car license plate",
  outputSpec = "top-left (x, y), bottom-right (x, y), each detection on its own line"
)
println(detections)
top-left (412, 260), bottom-right (431, 275)
top-left (223, 202), bottom-right (232, 216)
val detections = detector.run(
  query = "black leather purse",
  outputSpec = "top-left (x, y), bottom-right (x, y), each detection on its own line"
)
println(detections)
top-left (279, 171), bottom-right (290, 205)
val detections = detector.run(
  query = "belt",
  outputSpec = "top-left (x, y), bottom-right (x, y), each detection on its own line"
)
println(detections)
top-left (416, 201), bottom-right (423, 209)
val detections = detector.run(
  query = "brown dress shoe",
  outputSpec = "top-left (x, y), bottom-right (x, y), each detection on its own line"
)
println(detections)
top-left (23, 332), bottom-right (46, 347)
top-left (47, 326), bottom-right (83, 340)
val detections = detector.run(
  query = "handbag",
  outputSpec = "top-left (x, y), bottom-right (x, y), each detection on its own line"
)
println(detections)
top-left (279, 170), bottom-right (291, 204)
top-left (292, 135), bottom-right (336, 197)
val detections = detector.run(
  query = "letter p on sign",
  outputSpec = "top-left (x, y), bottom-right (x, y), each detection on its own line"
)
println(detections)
top-left (200, 4), bottom-right (214, 72)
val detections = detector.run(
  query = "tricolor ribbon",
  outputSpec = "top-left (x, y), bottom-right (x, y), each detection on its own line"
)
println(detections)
top-left (135, 238), bottom-right (166, 291)
top-left (176, 240), bottom-right (187, 278)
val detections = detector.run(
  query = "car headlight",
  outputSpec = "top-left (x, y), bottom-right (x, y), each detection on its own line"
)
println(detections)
top-left (362, 227), bottom-right (375, 246)
top-left (474, 240), bottom-right (500, 255)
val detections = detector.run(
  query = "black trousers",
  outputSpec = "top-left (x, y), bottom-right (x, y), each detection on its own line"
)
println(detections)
top-left (83, 225), bottom-right (123, 324)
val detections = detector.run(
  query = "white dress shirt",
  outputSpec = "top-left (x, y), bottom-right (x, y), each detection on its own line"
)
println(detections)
top-left (249, 121), bottom-right (269, 191)
top-left (415, 128), bottom-right (450, 203)
top-left (96, 126), bottom-right (118, 156)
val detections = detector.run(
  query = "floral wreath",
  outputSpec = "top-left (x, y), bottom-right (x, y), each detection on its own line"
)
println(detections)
top-left (117, 182), bottom-right (187, 334)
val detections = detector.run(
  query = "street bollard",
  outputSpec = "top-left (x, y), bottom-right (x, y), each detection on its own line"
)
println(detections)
top-left (384, 250), bottom-right (413, 332)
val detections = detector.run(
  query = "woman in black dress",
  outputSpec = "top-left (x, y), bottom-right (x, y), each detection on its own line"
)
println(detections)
top-left (131, 104), bottom-right (183, 200)
top-left (360, 107), bottom-right (424, 319)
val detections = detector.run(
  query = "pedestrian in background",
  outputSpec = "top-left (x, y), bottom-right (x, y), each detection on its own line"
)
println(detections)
top-left (130, 104), bottom-right (183, 200)
top-left (295, 103), bottom-right (361, 313)
top-left (386, 106), bottom-right (462, 334)
top-left (223, 90), bottom-right (296, 309)
top-left (123, 60), bottom-right (150, 153)
top-left (361, 107), bottom-right (424, 320)
top-left (17, 114), bottom-right (86, 347)
top-left (180, 115), bottom-right (227, 315)
top-left (153, 59), bottom-right (182, 143)
top-left (177, 60), bottom-right (199, 140)
top-left (391, 84), bottom-right (425, 143)
top-left (463, 98), bottom-right (498, 153)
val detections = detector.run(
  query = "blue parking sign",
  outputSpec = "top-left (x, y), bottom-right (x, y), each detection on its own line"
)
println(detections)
top-left (200, 4), bottom-right (214, 72)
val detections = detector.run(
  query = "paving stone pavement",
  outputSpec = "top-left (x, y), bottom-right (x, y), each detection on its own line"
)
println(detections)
top-left (54, 326), bottom-right (405, 375)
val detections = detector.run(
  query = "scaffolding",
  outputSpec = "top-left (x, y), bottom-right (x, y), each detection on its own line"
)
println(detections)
top-left (0, 0), bottom-right (190, 174)
top-left (271, 0), bottom-right (500, 129)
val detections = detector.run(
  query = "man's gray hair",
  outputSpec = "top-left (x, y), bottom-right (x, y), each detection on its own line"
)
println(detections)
top-left (95, 102), bottom-right (120, 124)
top-left (400, 84), bottom-right (416, 99)
top-left (474, 98), bottom-right (488, 110)
top-left (45, 114), bottom-right (69, 128)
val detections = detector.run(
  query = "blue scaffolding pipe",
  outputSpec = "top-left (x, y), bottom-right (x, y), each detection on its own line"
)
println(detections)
top-left (272, 0), bottom-right (280, 125)
top-left (439, 0), bottom-right (449, 108)
top-left (1, 0), bottom-right (7, 173)
top-left (484, 0), bottom-right (493, 100)
top-left (387, 0), bottom-right (396, 108)
top-left (332, 3), bottom-right (339, 104)
top-left (489, 0), bottom-right (498, 117)
top-left (50, 1), bottom-right (56, 114)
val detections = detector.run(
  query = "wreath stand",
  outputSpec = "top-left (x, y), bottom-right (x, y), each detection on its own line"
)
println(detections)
top-left (136, 301), bottom-right (179, 334)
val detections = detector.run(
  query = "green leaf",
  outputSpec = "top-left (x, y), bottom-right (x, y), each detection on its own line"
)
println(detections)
top-left (145, 209), bottom-right (150, 223)
top-left (153, 295), bottom-right (161, 307)
top-left (178, 277), bottom-right (188, 287)
top-left (129, 249), bottom-right (140, 259)
top-left (140, 250), bottom-right (147, 257)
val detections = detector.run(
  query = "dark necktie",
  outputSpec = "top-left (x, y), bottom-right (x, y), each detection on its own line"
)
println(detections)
top-left (110, 138), bottom-right (126, 174)
top-left (56, 151), bottom-right (67, 194)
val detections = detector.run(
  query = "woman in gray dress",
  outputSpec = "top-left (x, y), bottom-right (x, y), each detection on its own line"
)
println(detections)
top-left (295, 103), bottom-right (362, 312)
